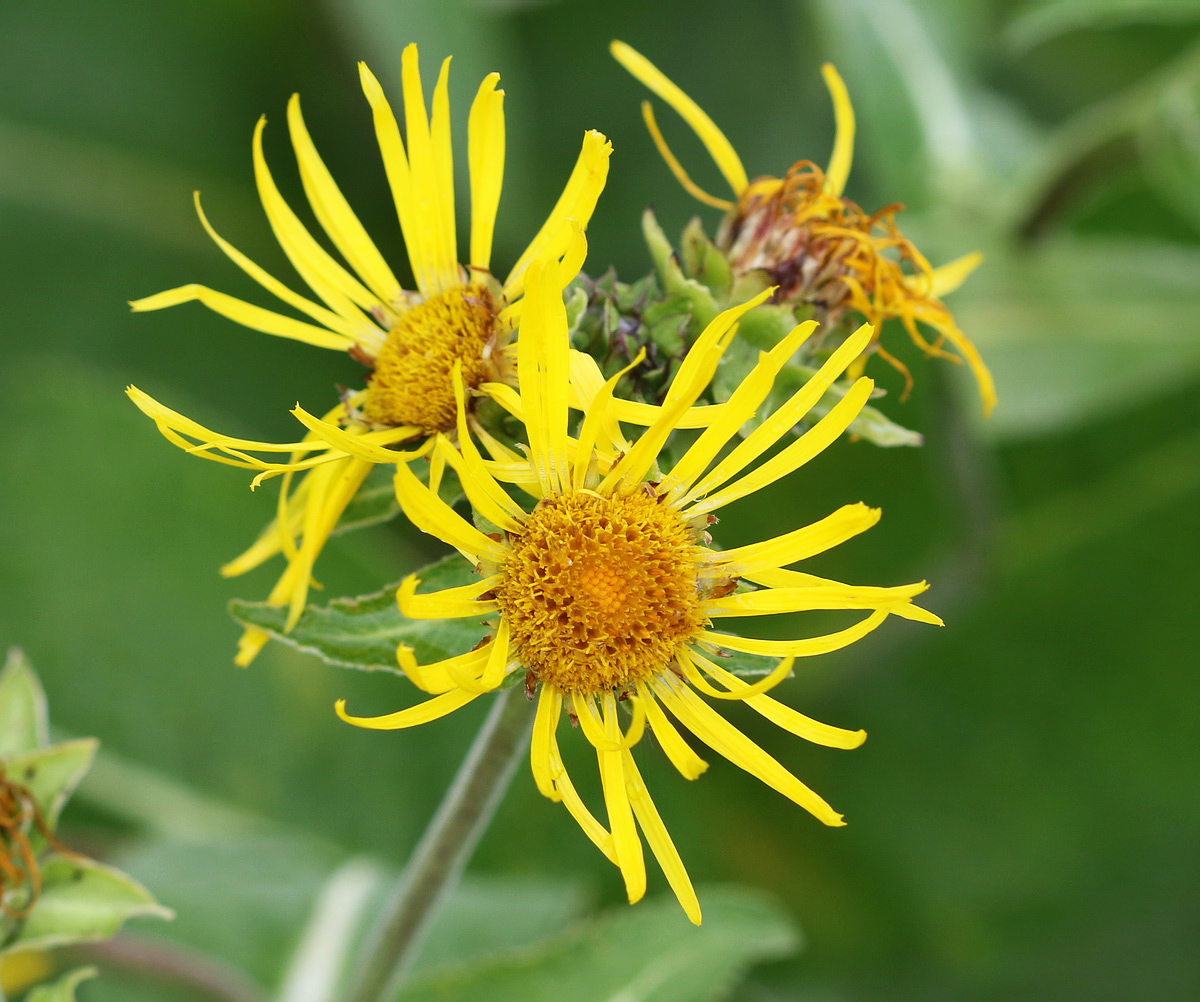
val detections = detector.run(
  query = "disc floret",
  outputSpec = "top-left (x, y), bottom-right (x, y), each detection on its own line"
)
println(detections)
top-left (496, 486), bottom-right (707, 694)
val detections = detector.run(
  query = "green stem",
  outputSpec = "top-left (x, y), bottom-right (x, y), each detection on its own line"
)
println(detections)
top-left (346, 685), bottom-right (532, 1002)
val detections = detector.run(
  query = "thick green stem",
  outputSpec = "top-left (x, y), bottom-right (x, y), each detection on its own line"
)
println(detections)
top-left (347, 686), bottom-right (532, 1002)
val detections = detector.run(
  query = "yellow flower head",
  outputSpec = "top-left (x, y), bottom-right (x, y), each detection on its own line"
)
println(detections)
top-left (336, 231), bottom-right (941, 923)
top-left (611, 41), bottom-right (995, 416)
top-left (126, 45), bottom-right (612, 664)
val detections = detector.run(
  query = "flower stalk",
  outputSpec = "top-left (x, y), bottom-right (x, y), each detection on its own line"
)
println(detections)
top-left (346, 685), bottom-right (532, 1002)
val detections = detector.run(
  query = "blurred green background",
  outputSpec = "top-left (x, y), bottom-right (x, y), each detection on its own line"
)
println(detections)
top-left (2, 0), bottom-right (1198, 999)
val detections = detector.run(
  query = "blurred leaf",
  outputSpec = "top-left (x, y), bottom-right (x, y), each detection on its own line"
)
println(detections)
top-left (23, 965), bottom-right (98, 1002)
top-left (229, 554), bottom-right (482, 673)
top-left (0, 648), bottom-right (48, 756)
top-left (10, 857), bottom-right (171, 955)
top-left (1138, 76), bottom-right (1200, 235)
top-left (394, 886), bottom-right (800, 1002)
top-left (5, 739), bottom-right (97, 829)
top-left (954, 236), bottom-right (1200, 436)
top-left (1006, 0), bottom-right (1200, 54)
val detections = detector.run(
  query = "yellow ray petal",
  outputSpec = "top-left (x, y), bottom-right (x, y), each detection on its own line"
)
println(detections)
top-left (664, 319), bottom-right (817, 497)
top-left (287, 94), bottom-right (404, 308)
top-left (599, 289), bottom-right (772, 493)
top-left (468, 71), bottom-right (505, 272)
top-left (397, 644), bottom-right (491, 695)
top-left (394, 461), bottom-right (508, 564)
top-left (688, 377), bottom-right (875, 516)
top-left (714, 503), bottom-right (881, 572)
top-left (704, 580), bottom-right (927, 616)
top-left (518, 259), bottom-right (573, 495)
top-left (335, 688), bottom-right (481, 729)
top-left (252, 116), bottom-right (382, 324)
top-left (640, 101), bottom-right (732, 210)
top-left (637, 682), bottom-right (708, 780)
top-left (449, 364), bottom-right (527, 524)
top-left (821, 64), bottom-right (856, 197)
top-left (397, 572), bottom-right (501, 620)
top-left (531, 687), bottom-right (563, 801)
top-left (610, 40), bottom-right (748, 196)
top-left (191, 192), bottom-right (381, 347)
top-left (622, 748), bottom-right (702, 925)
top-left (572, 348), bottom-right (645, 489)
top-left (504, 130), bottom-right (612, 295)
top-left (359, 61), bottom-right (434, 297)
top-left (597, 696), bottom-right (646, 903)
top-left (685, 650), bottom-right (866, 750)
top-left (130, 284), bottom-right (353, 351)
top-left (927, 251), bottom-right (982, 299)
top-left (545, 703), bottom-right (618, 864)
top-left (680, 323), bottom-right (873, 508)
top-left (651, 678), bottom-right (845, 826)
top-left (700, 608), bottom-right (890, 657)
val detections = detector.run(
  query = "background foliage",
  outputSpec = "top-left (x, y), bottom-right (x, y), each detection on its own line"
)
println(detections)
top-left (1, 0), bottom-right (1197, 998)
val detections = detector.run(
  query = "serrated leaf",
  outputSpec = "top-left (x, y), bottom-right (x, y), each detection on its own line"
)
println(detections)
top-left (393, 886), bottom-right (800, 1002)
top-left (5, 738), bottom-right (97, 829)
top-left (229, 553), bottom-right (488, 673)
top-left (0, 648), bottom-right (48, 756)
top-left (24, 965), bottom-right (99, 1002)
top-left (9, 856), bottom-right (172, 954)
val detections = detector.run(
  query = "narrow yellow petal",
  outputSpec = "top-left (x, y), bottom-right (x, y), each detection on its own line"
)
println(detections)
top-left (688, 377), bottom-right (875, 516)
top-left (640, 101), bottom-right (733, 210)
top-left (699, 607), bottom-right (891, 657)
top-left (531, 687), bottom-right (563, 801)
top-left (130, 284), bottom-right (353, 351)
top-left (715, 503), bottom-right (881, 572)
top-left (664, 319), bottom-right (817, 497)
top-left (545, 708), bottom-right (618, 864)
top-left (622, 749), bottom-right (702, 924)
top-left (680, 323), bottom-right (873, 507)
top-left (359, 61), bottom-right (434, 298)
top-left (287, 93), bottom-right (404, 307)
top-left (637, 681), bottom-right (708, 780)
top-left (401, 46), bottom-right (459, 293)
top-left (449, 364), bottom-right (527, 524)
top-left (397, 572), bottom-right (501, 620)
top-left (191, 192), bottom-right (380, 346)
top-left (468, 71), bottom-right (505, 272)
top-left (393, 461), bottom-right (508, 564)
top-left (397, 644), bottom-right (490, 695)
top-left (335, 688), bottom-right (480, 729)
top-left (651, 678), bottom-right (845, 826)
top-left (572, 348), bottom-right (645, 489)
top-left (518, 258), bottom-right (572, 495)
top-left (685, 650), bottom-right (866, 750)
top-left (821, 63), bottom-right (856, 197)
top-left (429, 54), bottom-right (460, 287)
top-left (610, 40), bottom-right (748, 196)
top-left (597, 699), bottom-right (646, 903)
top-left (600, 288), bottom-right (772, 493)
top-left (252, 116), bottom-right (382, 323)
top-left (705, 580), bottom-right (927, 616)
top-left (927, 251), bottom-right (982, 299)
top-left (504, 130), bottom-right (612, 295)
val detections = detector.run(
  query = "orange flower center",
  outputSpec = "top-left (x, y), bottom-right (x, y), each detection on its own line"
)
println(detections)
top-left (363, 286), bottom-right (497, 432)
top-left (495, 488), bottom-right (706, 695)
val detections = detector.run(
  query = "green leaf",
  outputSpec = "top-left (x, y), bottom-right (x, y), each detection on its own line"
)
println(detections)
top-left (229, 553), bottom-right (486, 673)
top-left (680, 217), bottom-right (732, 299)
top-left (5, 738), bottom-right (97, 830)
top-left (953, 237), bottom-right (1200, 436)
top-left (0, 648), bottom-right (48, 756)
top-left (8, 856), bottom-right (172, 954)
top-left (23, 965), bottom-right (99, 1002)
top-left (642, 210), bottom-right (721, 327)
top-left (1006, 0), bottom-right (1200, 54)
top-left (393, 886), bottom-right (800, 1002)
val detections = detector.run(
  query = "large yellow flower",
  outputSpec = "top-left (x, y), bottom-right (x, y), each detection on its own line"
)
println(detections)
top-left (611, 41), bottom-right (995, 416)
top-left (127, 44), bottom-right (611, 665)
top-left (335, 233), bottom-right (941, 923)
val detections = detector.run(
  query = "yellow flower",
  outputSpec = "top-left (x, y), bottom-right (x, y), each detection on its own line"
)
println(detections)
top-left (126, 44), bottom-right (612, 665)
top-left (335, 233), bottom-right (941, 923)
top-left (610, 41), bottom-right (995, 416)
